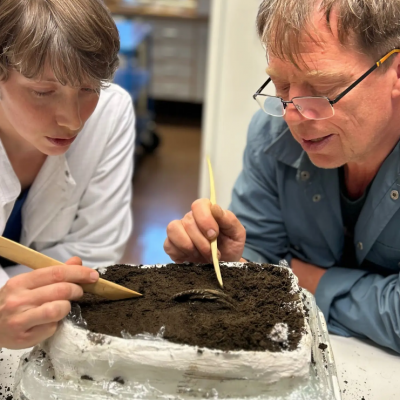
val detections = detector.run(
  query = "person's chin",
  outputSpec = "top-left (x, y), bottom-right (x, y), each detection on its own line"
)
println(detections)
top-left (307, 153), bottom-right (345, 169)
top-left (38, 143), bottom-right (71, 156)
top-left (48, 146), bottom-right (72, 156)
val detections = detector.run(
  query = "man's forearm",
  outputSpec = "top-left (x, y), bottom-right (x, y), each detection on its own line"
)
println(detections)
top-left (291, 258), bottom-right (327, 294)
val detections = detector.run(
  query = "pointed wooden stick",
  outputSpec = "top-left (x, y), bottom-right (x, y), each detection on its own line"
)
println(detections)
top-left (206, 156), bottom-right (223, 289)
top-left (0, 236), bottom-right (142, 300)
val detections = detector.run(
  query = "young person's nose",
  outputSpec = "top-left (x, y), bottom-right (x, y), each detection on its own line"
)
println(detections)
top-left (56, 92), bottom-right (82, 132)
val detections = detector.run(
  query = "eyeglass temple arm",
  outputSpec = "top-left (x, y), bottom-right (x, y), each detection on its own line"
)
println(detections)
top-left (331, 64), bottom-right (378, 104)
top-left (253, 77), bottom-right (272, 99)
top-left (378, 49), bottom-right (400, 65)
top-left (332, 49), bottom-right (400, 105)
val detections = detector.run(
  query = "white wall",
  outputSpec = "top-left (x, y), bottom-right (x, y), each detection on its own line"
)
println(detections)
top-left (199, 0), bottom-right (274, 208)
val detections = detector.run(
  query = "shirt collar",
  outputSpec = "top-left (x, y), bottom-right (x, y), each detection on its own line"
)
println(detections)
top-left (263, 120), bottom-right (306, 169)
top-left (0, 139), bottom-right (21, 204)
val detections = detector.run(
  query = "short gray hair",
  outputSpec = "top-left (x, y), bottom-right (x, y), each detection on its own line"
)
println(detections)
top-left (257, 0), bottom-right (400, 70)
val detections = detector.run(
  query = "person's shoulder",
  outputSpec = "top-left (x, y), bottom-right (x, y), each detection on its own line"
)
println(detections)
top-left (245, 110), bottom-right (303, 167)
top-left (247, 110), bottom-right (290, 147)
top-left (69, 83), bottom-right (134, 154)
top-left (98, 83), bottom-right (133, 110)
top-left (86, 83), bottom-right (134, 135)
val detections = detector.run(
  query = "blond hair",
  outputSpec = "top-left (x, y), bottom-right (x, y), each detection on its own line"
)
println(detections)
top-left (256, 0), bottom-right (400, 70)
top-left (0, 0), bottom-right (120, 87)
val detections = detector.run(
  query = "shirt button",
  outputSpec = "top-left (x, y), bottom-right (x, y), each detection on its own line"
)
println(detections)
top-left (390, 190), bottom-right (399, 200)
top-left (300, 171), bottom-right (310, 181)
top-left (313, 194), bottom-right (322, 202)
top-left (65, 170), bottom-right (70, 178)
top-left (294, 245), bottom-right (300, 251)
top-left (357, 242), bottom-right (364, 250)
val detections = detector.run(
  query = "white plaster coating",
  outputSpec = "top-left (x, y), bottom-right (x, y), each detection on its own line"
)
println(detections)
top-left (46, 263), bottom-right (312, 385)
top-left (268, 323), bottom-right (289, 343)
top-left (97, 266), bottom-right (108, 274)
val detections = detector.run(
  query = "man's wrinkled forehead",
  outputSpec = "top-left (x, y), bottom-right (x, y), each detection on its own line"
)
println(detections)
top-left (266, 2), bottom-right (358, 73)
top-left (265, 9), bottom-right (359, 85)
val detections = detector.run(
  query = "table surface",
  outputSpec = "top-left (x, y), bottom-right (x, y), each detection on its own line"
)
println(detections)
top-left (1, 334), bottom-right (399, 400)
top-left (329, 335), bottom-right (400, 400)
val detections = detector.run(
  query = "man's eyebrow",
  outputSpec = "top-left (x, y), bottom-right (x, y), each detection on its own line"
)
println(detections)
top-left (265, 67), bottom-right (351, 84)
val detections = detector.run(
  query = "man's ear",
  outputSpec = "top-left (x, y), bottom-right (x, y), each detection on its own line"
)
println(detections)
top-left (391, 53), bottom-right (400, 99)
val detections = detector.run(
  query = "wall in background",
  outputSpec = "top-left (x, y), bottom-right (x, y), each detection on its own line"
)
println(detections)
top-left (199, 0), bottom-right (275, 208)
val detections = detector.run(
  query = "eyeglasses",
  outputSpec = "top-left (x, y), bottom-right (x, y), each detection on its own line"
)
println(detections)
top-left (253, 49), bottom-right (400, 121)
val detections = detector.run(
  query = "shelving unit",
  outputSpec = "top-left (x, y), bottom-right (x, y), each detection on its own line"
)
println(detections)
top-left (106, 0), bottom-right (211, 168)
top-left (113, 19), bottom-right (160, 165)
top-left (109, 0), bottom-right (210, 103)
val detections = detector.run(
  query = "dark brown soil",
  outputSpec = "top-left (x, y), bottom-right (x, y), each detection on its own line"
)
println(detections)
top-left (318, 343), bottom-right (328, 350)
top-left (77, 263), bottom-right (306, 352)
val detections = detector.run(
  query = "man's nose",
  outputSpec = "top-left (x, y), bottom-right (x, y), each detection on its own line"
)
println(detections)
top-left (283, 86), bottom-right (310, 124)
top-left (56, 94), bottom-right (82, 131)
top-left (284, 102), bottom-right (308, 124)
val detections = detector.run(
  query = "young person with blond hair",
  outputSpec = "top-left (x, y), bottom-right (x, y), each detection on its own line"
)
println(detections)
top-left (165, 0), bottom-right (400, 353)
top-left (0, 0), bottom-right (135, 349)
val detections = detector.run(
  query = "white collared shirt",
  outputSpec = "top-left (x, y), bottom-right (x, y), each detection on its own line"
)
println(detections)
top-left (0, 84), bottom-right (135, 285)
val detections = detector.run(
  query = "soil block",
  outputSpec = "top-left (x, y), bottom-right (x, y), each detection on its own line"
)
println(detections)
top-left (77, 263), bottom-right (306, 352)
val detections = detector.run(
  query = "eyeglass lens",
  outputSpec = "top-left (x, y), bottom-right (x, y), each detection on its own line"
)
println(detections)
top-left (256, 95), bottom-right (334, 120)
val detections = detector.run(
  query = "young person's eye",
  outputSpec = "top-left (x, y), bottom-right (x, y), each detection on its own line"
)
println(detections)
top-left (32, 90), bottom-right (53, 98)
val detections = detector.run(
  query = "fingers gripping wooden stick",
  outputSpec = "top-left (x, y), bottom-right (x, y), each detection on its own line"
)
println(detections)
top-left (207, 156), bottom-right (223, 289)
top-left (0, 236), bottom-right (142, 300)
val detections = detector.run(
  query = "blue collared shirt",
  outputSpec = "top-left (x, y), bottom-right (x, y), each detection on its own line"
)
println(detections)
top-left (230, 110), bottom-right (400, 353)
top-left (3, 187), bottom-right (30, 243)
top-left (1, 187), bottom-right (30, 267)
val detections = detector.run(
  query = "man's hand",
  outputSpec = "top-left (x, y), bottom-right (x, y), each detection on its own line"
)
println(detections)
top-left (291, 258), bottom-right (327, 294)
top-left (164, 198), bottom-right (246, 263)
top-left (0, 257), bottom-right (99, 350)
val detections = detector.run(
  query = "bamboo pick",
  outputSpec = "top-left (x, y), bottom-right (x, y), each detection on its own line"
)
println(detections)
top-left (206, 156), bottom-right (224, 289)
top-left (0, 236), bottom-right (142, 300)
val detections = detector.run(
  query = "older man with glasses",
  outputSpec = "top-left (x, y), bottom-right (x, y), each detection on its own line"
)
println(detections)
top-left (164, 0), bottom-right (400, 353)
